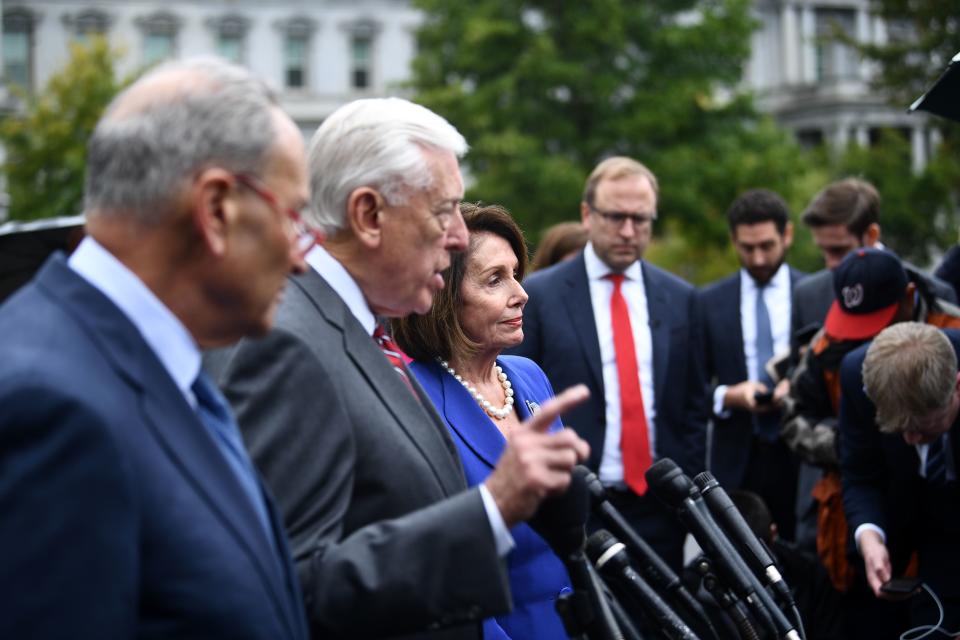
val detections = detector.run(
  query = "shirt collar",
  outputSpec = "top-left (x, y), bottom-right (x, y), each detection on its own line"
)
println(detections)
top-left (305, 244), bottom-right (377, 335)
top-left (68, 236), bottom-right (201, 402)
top-left (584, 241), bottom-right (643, 283)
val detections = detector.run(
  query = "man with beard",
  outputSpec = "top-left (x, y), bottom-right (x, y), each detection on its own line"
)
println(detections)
top-left (698, 189), bottom-right (805, 539)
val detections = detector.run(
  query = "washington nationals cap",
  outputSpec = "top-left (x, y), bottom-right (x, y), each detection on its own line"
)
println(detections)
top-left (824, 248), bottom-right (908, 340)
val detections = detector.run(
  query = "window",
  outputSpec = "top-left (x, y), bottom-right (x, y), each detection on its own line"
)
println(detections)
top-left (208, 14), bottom-right (249, 64)
top-left (136, 12), bottom-right (180, 66)
top-left (285, 35), bottom-right (307, 88)
top-left (217, 34), bottom-right (242, 63)
top-left (64, 9), bottom-right (111, 41)
top-left (351, 35), bottom-right (371, 89)
top-left (276, 16), bottom-right (316, 90)
top-left (3, 9), bottom-right (35, 90)
top-left (814, 9), bottom-right (858, 82)
top-left (143, 33), bottom-right (173, 65)
top-left (343, 19), bottom-right (379, 91)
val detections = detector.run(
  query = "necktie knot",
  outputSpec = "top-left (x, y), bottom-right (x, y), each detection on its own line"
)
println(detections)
top-left (606, 273), bottom-right (626, 289)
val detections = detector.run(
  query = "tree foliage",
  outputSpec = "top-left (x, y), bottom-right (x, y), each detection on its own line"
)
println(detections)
top-left (854, 0), bottom-right (959, 110)
top-left (410, 0), bottom-right (818, 283)
top-left (0, 37), bottom-right (127, 221)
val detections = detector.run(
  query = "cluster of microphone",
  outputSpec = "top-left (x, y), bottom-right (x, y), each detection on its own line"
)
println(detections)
top-left (528, 460), bottom-right (806, 640)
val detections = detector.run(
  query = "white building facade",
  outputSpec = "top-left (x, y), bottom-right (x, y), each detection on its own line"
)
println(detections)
top-left (0, 0), bottom-right (936, 219)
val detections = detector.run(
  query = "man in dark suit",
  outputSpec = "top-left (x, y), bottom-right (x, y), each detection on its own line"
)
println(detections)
top-left (790, 177), bottom-right (955, 552)
top-left (840, 322), bottom-right (960, 633)
top-left (0, 59), bottom-right (311, 638)
top-left (510, 156), bottom-right (709, 570)
top-left (205, 97), bottom-right (590, 639)
top-left (698, 189), bottom-right (804, 539)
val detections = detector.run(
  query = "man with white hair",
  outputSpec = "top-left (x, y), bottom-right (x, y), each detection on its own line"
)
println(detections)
top-left (0, 58), bottom-right (311, 638)
top-left (206, 97), bottom-right (590, 639)
top-left (840, 322), bottom-right (960, 634)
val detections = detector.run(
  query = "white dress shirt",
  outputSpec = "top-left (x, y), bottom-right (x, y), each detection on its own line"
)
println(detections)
top-left (712, 263), bottom-right (792, 415)
top-left (305, 245), bottom-right (515, 555)
top-left (583, 243), bottom-right (658, 485)
top-left (68, 236), bottom-right (201, 407)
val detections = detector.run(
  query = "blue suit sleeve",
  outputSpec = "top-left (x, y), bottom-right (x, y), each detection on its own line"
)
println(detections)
top-left (838, 347), bottom-right (887, 534)
top-left (0, 384), bottom-right (137, 639)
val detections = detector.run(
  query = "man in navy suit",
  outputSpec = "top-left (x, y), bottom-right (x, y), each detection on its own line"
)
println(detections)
top-left (841, 322), bottom-right (960, 633)
top-left (0, 59), bottom-right (311, 639)
top-left (511, 156), bottom-right (709, 570)
top-left (698, 189), bottom-right (805, 539)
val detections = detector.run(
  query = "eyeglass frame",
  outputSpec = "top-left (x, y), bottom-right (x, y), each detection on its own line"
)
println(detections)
top-left (234, 172), bottom-right (325, 257)
top-left (588, 204), bottom-right (657, 228)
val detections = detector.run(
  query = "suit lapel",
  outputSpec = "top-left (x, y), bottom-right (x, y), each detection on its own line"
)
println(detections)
top-left (725, 275), bottom-right (748, 381)
top-left (437, 362), bottom-right (505, 469)
top-left (562, 255), bottom-right (604, 392)
top-left (39, 257), bottom-right (301, 638)
top-left (291, 270), bottom-right (467, 496)
top-left (642, 262), bottom-right (671, 411)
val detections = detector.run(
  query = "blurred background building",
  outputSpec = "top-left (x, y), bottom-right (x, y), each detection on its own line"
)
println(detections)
top-left (0, 0), bottom-right (934, 221)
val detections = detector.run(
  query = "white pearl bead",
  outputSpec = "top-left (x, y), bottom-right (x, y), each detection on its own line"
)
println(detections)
top-left (435, 358), bottom-right (516, 420)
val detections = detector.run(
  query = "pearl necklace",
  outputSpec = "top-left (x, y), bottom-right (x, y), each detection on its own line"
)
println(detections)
top-left (438, 359), bottom-right (515, 419)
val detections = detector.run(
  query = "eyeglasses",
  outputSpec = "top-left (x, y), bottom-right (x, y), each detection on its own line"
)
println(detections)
top-left (234, 173), bottom-right (325, 257)
top-left (589, 205), bottom-right (656, 228)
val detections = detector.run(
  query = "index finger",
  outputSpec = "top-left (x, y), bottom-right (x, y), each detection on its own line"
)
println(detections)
top-left (519, 384), bottom-right (590, 433)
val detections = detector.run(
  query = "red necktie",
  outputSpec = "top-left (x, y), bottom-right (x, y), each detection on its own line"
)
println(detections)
top-left (373, 325), bottom-right (418, 398)
top-left (606, 273), bottom-right (652, 495)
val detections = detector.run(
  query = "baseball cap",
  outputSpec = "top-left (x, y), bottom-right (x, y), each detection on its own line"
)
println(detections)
top-left (823, 248), bottom-right (908, 340)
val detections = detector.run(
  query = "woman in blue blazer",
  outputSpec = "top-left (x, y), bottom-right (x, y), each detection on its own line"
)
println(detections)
top-left (393, 203), bottom-right (571, 640)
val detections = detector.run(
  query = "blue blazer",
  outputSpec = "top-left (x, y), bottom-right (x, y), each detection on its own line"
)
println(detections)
top-left (410, 356), bottom-right (572, 640)
top-left (509, 252), bottom-right (709, 479)
top-left (697, 267), bottom-right (805, 489)
top-left (839, 329), bottom-right (960, 601)
top-left (0, 255), bottom-right (307, 639)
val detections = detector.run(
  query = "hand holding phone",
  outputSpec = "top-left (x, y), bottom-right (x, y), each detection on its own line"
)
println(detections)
top-left (879, 577), bottom-right (922, 600)
top-left (753, 390), bottom-right (774, 405)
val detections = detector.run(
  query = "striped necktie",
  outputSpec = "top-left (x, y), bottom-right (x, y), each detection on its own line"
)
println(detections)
top-left (373, 324), bottom-right (418, 398)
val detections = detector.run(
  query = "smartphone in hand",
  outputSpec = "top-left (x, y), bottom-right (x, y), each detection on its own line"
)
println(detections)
top-left (880, 578), bottom-right (922, 600)
top-left (754, 390), bottom-right (774, 405)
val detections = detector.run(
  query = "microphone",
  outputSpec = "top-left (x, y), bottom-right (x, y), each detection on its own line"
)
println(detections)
top-left (580, 467), bottom-right (720, 640)
top-left (646, 459), bottom-right (801, 640)
top-left (693, 471), bottom-right (797, 611)
top-left (586, 529), bottom-right (701, 640)
top-left (530, 468), bottom-right (624, 640)
top-left (528, 465), bottom-right (590, 556)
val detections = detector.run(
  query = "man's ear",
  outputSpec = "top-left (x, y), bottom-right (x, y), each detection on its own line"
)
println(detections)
top-left (191, 167), bottom-right (235, 257)
top-left (346, 187), bottom-right (383, 248)
top-left (863, 222), bottom-right (881, 247)
top-left (782, 221), bottom-right (795, 250)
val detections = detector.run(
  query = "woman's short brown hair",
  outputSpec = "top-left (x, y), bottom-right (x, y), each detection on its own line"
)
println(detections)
top-left (392, 202), bottom-right (528, 363)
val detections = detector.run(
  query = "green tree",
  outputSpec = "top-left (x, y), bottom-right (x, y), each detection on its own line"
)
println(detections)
top-left (831, 1), bottom-right (960, 265)
top-left (854, 1), bottom-right (959, 111)
top-left (0, 37), bottom-right (127, 221)
top-left (410, 0), bottom-right (817, 283)
top-left (828, 129), bottom-right (960, 265)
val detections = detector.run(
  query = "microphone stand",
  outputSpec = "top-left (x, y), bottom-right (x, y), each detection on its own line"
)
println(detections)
top-left (556, 552), bottom-right (625, 640)
top-left (691, 554), bottom-right (762, 640)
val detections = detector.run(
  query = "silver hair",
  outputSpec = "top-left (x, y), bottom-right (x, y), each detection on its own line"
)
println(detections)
top-left (85, 57), bottom-right (279, 223)
top-left (306, 97), bottom-right (467, 234)
top-left (863, 322), bottom-right (958, 434)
